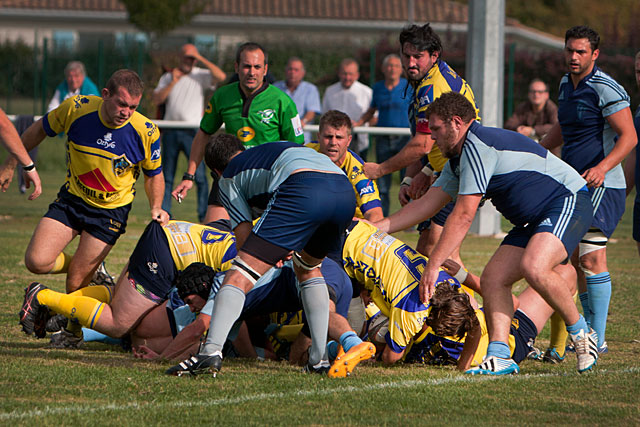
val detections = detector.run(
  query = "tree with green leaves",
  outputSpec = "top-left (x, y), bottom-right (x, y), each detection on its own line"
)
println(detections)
top-left (121, 0), bottom-right (206, 38)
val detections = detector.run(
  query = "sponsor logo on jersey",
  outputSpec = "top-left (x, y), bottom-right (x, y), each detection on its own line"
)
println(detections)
top-left (112, 155), bottom-right (132, 177)
top-left (356, 179), bottom-right (375, 196)
top-left (291, 114), bottom-right (303, 137)
top-left (237, 126), bottom-right (255, 142)
top-left (350, 165), bottom-right (364, 180)
top-left (150, 139), bottom-right (161, 161)
top-left (73, 96), bottom-right (90, 109)
top-left (97, 132), bottom-right (116, 149)
top-left (145, 121), bottom-right (158, 137)
top-left (205, 101), bottom-right (213, 114)
top-left (74, 169), bottom-right (118, 201)
top-left (417, 84), bottom-right (434, 107)
top-left (147, 262), bottom-right (159, 274)
top-left (77, 168), bottom-right (117, 192)
top-left (257, 108), bottom-right (275, 124)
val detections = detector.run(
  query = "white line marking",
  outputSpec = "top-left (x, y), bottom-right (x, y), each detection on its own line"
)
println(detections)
top-left (2, 366), bottom-right (638, 420)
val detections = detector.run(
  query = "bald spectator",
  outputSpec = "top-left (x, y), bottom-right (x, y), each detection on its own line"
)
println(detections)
top-left (322, 58), bottom-right (372, 159)
top-left (274, 57), bottom-right (322, 142)
top-left (505, 79), bottom-right (558, 142)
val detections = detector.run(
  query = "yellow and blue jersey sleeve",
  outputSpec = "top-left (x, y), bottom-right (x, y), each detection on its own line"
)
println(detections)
top-left (306, 142), bottom-right (382, 218)
top-left (43, 95), bottom-right (162, 209)
top-left (162, 221), bottom-right (237, 272)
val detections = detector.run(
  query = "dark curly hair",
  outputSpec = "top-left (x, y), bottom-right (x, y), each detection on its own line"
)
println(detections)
top-left (175, 262), bottom-right (216, 301)
top-left (426, 283), bottom-right (478, 340)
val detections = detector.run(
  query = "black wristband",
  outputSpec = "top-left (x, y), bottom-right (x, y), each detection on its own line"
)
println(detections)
top-left (23, 163), bottom-right (36, 172)
top-left (182, 173), bottom-right (195, 181)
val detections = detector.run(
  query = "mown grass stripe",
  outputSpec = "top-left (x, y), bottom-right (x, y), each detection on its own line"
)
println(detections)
top-left (2, 366), bottom-right (638, 421)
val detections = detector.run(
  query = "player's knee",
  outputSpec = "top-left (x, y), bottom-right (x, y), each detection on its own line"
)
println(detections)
top-left (24, 252), bottom-right (50, 274)
top-left (292, 251), bottom-right (322, 277)
top-left (229, 256), bottom-right (262, 290)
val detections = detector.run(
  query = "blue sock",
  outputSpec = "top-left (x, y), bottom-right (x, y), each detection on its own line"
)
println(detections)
top-left (578, 292), bottom-right (592, 326)
top-left (82, 328), bottom-right (121, 345)
top-left (587, 272), bottom-right (611, 348)
top-left (327, 340), bottom-right (339, 360)
top-left (566, 314), bottom-right (589, 335)
top-left (339, 331), bottom-right (363, 353)
top-left (487, 341), bottom-right (511, 359)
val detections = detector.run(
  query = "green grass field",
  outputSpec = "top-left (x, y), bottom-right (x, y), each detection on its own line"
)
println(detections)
top-left (1, 141), bottom-right (639, 425)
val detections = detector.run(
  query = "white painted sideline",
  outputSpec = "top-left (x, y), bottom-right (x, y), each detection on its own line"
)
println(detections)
top-left (1, 366), bottom-right (638, 421)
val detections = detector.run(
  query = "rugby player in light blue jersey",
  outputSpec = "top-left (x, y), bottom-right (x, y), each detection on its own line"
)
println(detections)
top-left (375, 91), bottom-right (598, 375)
top-left (168, 135), bottom-right (356, 376)
top-left (541, 26), bottom-right (637, 353)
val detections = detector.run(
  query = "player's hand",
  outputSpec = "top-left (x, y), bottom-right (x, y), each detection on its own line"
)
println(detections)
top-left (441, 259), bottom-right (462, 276)
top-left (23, 169), bottom-right (42, 200)
top-left (151, 207), bottom-right (170, 225)
top-left (408, 172), bottom-right (431, 200)
top-left (172, 179), bottom-right (193, 203)
top-left (133, 345), bottom-right (159, 360)
top-left (363, 162), bottom-right (383, 180)
top-left (582, 165), bottom-right (606, 188)
top-left (419, 262), bottom-right (440, 303)
top-left (398, 184), bottom-right (411, 206)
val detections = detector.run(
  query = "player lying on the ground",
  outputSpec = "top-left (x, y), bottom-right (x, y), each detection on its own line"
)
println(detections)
top-left (331, 220), bottom-right (475, 364)
top-left (167, 135), bottom-right (356, 376)
top-left (145, 260), bottom-right (374, 378)
top-left (424, 260), bottom-right (578, 373)
top-left (19, 220), bottom-right (236, 346)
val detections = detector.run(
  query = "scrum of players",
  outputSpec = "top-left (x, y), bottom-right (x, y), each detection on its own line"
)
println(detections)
top-left (6, 23), bottom-right (639, 378)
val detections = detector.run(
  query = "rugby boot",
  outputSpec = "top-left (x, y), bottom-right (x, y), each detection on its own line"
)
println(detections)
top-left (328, 342), bottom-right (376, 378)
top-left (19, 282), bottom-right (49, 338)
top-left (166, 352), bottom-right (223, 377)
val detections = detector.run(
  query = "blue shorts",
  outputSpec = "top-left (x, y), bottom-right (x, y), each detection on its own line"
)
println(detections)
top-left (589, 186), bottom-right (625, 238)
top-left (244, 171), bottom-right (356, 265)
top-left (127, 221), bottom-right (177, 303)
top-left (44, 186), bottom-right (131, 245)
top-left (502, 190), bottom-right (592, 258)
top-left (241, 258), bottom-right (351, 320)
top-left (634, 195), bottom-right (640, 242)
top-left (511, 309), bottom-right (539, 363)
top-left (417, 201), bottom-right (454, 232)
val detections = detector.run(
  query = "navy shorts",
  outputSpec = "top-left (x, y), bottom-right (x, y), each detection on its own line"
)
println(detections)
top-left (511, 309), bottom-right (539, 363)
top-left (44, 186), bottom-right (131, 245)
top-left (589, 186), bottom-right (625, 238)
top-left (243, 171), bottom-right (356, 265)
top-left (127, 221), bottom-right (178, 303)
top-left (502, 190), bottom-right (592, 258)
top-left (417, 201), bottom-right (454, 232)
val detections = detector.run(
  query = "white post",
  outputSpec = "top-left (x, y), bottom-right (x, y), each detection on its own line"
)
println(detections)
top-left (466, 0), bottom-right (505, 236)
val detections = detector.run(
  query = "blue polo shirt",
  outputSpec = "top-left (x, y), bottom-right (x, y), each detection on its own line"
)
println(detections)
top-left (370, 78), bottom-right (412, 128)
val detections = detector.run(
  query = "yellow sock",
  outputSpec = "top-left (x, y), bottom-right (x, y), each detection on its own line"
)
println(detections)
top-left (549, 311), bottom-right (568, 357)
top-left (69, 285), bottom-right (114, 304)
top-left (37, 289), bottom-right (105, 329)
top-left (49, 252), bottom-right (72, 274)
top-left (548, 292), bottom-right (578, 358)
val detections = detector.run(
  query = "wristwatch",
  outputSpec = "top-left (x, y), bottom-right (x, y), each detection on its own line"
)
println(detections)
top-left (182, 173), bottom-right (195, 181)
